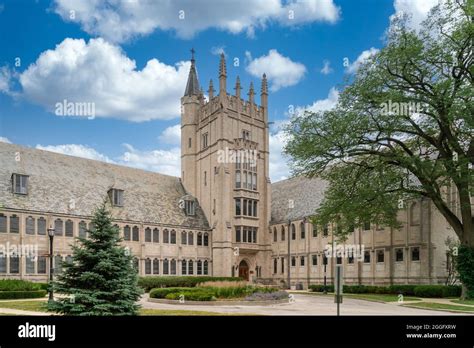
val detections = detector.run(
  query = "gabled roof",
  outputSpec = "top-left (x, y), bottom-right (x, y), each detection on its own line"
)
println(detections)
top-left (271, 175), bottom-right (328, 223)
top-left (0, 142), bottom-right (209, 229)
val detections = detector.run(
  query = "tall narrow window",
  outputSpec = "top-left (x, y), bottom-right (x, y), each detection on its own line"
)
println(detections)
top-left (132, 226), bottom-right (139, 241)
top-left (0, 214), bottom-right (6, 233)
top-left (197, 232), bottom-right (203, 246)
top-left (235, 170), bottom-right (241, 188)
top-left (281, 257), bottom-right (284, 273)
top-left (235, 199), bottom-right (241, 215)
top-left (9, 255), bottom-right (19, 273)
top-left (26, 216), bottom-right (35, 235)
top-left (163, 259), bottom-right (169, 275)
top-left (26, 256), bottom-right (35, 274)
top-left (411, 247), bottom-right (420, 261)
top-left (235, 227), bottom-right (241, 242)
top-left (204, 233), bottom-right (209, 246)
top-left (364, 251), bottom-right (371, 263)
top-left (197, 260), bottom-right (203, 275)
top-left (312, 224), bottom-right (317, 237)
top-left (37, 256), bottom-right (47, 274)
top-left (65, 219), bottom-right (74, 237)
top-left (79, 221), bottom-right (87, 238)
top-left (300, 222), bottom-right (305, 239)
top-left (188, 137), bottom-right (192, 148)
top-left (291, 224), bottom-right (296, 240)
top-left (202, 133), bottom-right (208, 149)
top-left (204, 171), bottom-right (207, 186)
top-left (54, 218), bottom-right (63, 236)
top-left (153, 228), bottom-right (159, 243)
top-left (273, 227), bottom-right (277, 242)
top-left (377, 250), bottom-right (385, 263)
top-left (145, 258), bottom-right (151, 274)
top-left (188, 260), bottom-right (194, 275)
top-left (170, 230), bottom-right (176, 244)
top-left (170, 259), bottom-right (177, 275)
top-left (0, 256), bottom-right (6, 273)
top-left (281, 226), bottom-right (285, 241)
top-left (163, 229), bottom-right (169, 243)
top-left (123, 225), bottom-right (131, 241)
top-left (153, 259), bottom-right (159, 274)
top-left (181, 231), bottom-right (187, 245)
top-left (203, 260), bottom-right (208, 275)
top-left (395, 248), bottom-right (404, 262)
top-left (188, 231), bottom-right (194, 245)
top-left (145, 227), bottom-right (151, 242)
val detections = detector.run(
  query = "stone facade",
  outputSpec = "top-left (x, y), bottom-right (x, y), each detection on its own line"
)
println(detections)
top-left (0, 53), bottom-right (460, 288)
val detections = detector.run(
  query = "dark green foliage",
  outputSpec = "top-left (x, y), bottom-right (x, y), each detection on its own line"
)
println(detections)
top-left (165, 290), bottom-right (215, 302)
top-left (0, 290), bottom-right (47, 299)
top-left (0, 279), bottom-right (44, 291)
top-left (309, 284), bottom-right (461, 298)
top-left (47, 203), bottom-right (143, 315)
top-left (138, 276), bottom-right (242, 291)
top-left (456, 245), bottom-right (474, 299)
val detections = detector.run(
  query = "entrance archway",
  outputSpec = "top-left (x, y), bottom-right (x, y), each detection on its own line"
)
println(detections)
top-left (238, 260), bottom-right (249, 281)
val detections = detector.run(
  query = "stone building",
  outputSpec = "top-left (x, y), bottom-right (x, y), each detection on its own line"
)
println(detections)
top-left (0, 53), bottom-right (459, 287)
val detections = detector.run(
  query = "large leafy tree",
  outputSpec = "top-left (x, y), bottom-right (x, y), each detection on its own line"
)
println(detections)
top-left (48, 202), bottom-right (143, 315)
top-left (285, 0), bottom-right (473, 294)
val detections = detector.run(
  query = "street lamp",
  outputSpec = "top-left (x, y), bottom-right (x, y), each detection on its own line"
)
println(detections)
top-left (47, 226), bottom-right (55, 303)
top-left (287, 219), bottom-right (291, 290)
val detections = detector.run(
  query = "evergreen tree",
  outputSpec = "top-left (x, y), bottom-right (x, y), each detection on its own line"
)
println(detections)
top-left (48, 202), bottom-right (143, 315)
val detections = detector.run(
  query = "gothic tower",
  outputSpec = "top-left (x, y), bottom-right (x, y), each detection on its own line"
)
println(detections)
top-left (181, 51), bottom-right (271, 280)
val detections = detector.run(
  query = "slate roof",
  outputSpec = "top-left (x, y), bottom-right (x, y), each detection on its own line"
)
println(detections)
top-left (271, 175), bottom-right (328, 223)
top-left (184, 59), bottom-right (200, 96)
top-left (0, 142), bottom-right (209, 229)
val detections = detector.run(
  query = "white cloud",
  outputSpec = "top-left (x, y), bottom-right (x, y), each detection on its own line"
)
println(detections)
top-left (246, 49), bottom-right (306, 92)
top-left (158, 124), bottom-right (181, 146)
top-left (345, 47), bottom-right (379, 74)
top-left (269, 127), bottom-right (291, 182)
top-left (298, 87), bottom-right (339, 114)
top-left (16, 38), bottom-right (189, 122)
top-left (119, 144), bottom-right (181, 177)
top-left (392, 0), bottom-right (439, 31)
top-left (53, 0), bottom-right (340, 43)
top-left (320, 60), bottom-right (333, 75)
top-left (35, 142), bottom-right (181, 177)
top-left (0, 66), bottom-right (11, 94)
top-left (211, 46), bottom-right (226, 56)
top-left (0, 136), bottom-right (12, 144)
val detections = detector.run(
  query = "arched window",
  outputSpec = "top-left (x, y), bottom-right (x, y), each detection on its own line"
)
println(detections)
top-left (37, 256), bottom-right (46, 274)
top-left (188, 260), bottom-right (194, 275)
top-left (197, 232), bottom-right (203, 246)
top-left (132, 226), bottom-right (139, 241)
top-left (123, 225), bottom-right (131, 241)
top-left (181, 231), bottom-right (187, 245)
top-left (170, 230), bottom-right (176, 244)
top-left (26, 216), bottom-right (35, 235)
top-left (153, 259), bottom-right (159, 274)
top-left (170, 259), bottom-right (177, 275)
top-left (203, 233), bottom-right (209, 246)
top-left (188, 231), bottom-right (194, 245)
top-left (197, 260), bottom-right (203, 275)
top-left (203, 260), bottom-right (209, 275)
top-left (10, 215), bottom-right (19, 233)
top-left (300, 222), bottom-right (305, 239)
top-left (65, 219), bottom-right (74, 237)
top-left (54, 218), bottom-right (63, 236)
top-left (78, 221), bottom-right (87, 238)
top-left (145, 258), bottom-right (151, 274)
top-left (163, 259), bottom-right (169, 274)
top-left (281, 226), bottom-right (285, 241)
top-left (145, 227), bottom-right (151, 242)
top-left (410, 202), bottom-right (420, 226)
top-left (37, 217), bottom-right (46, 235)
top-left (273, 258), bottom-right (278, 274)
top-left (273, 227), bottom-right (277, 242)
top-left (181, 260), bottom-right (187, 275)
top-left (291, 224), bottom-right (296, 240)
top-left (163, 229), bottom-right (169, 243)
top-left (0, 214), bottom-right (6, 233)
top-left (153, 228), bottom-right (159, 243)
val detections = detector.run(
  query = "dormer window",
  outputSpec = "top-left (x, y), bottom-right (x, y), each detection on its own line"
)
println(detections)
top-left (185, 199), bottom-right (195, 216)
top-left (12, 174), bottom-right (28, 195)
top-left (109, 188), bottom-right (124, 207)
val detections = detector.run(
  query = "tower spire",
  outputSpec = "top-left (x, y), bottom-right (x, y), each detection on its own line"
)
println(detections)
top-left (219, 53), bottom-right (227, 95)
top-left (234, 76), bottom-right (241, 99)
top-left (208, 79), bottom-right (215, 99)
top-left (184, 48), bottom-right (200, 97)
top-left (248, 81), bottom-right (255, 104)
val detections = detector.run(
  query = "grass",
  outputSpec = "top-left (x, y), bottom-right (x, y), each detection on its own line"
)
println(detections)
top-left (139, 309), bottom-right (252, 316)
top-left (451, 299), bottom-right (474, 306)
top-left (297, 291), bottom-right (420, 303)
top-left (404, 302), bottom-right (474, 312)
top-left (0, 300), bottom-right (47, 312)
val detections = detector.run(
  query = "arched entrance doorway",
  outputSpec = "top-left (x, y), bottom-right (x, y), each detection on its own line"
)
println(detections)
top-left (238, 260), bottom-right (249, 281)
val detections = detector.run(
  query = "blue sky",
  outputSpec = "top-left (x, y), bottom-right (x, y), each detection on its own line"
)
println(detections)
top-left (0, 0), bottom-right (438, 181)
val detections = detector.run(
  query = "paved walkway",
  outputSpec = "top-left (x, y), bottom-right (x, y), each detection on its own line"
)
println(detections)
top-left (140, 293), bottom-right (472, 316)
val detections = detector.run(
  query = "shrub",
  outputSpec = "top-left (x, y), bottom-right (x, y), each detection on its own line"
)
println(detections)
top-left (456, 245), bottom-right (474, 299)
top-left (165, 290), bottom-right (215, 301)
top-left (150, 287), bottom-right (201, 299)
top-left (309, 284), bottom-right (334, 293)
top-left (387, 285), bottom-right (417, 296)
top-left (0, 280), bottom-right (44, 292)
top-left (0, 290), bottom-right (47, 300)
top-left (139, 276), bottom-right (242, 291)
top-left (414, 285), bottom-right (462, 298)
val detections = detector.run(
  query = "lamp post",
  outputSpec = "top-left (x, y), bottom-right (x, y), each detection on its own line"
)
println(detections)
top-left (287, 219), bottom-right (291, 289)
top-left (47, 226), bottom-right (55, 303)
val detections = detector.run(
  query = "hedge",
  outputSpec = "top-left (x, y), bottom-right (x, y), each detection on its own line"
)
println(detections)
top-left (165, 290), bottom-right (216, 302)
top-left (309, 284), bottom-right (461, 298)
top-left (0, 290), bottom-right (47, 300)
top-left (139, 276), bottom-right (242, 291)
top-left (0, 279), bottom-right (45, 292)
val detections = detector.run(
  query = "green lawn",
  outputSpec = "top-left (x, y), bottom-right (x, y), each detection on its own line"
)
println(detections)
top-left (0, 300), bottom-right (47, 312)
top-left (405, 302), bottom-right (474, 312)
top-left (451, 299), bottom-right (474, 306)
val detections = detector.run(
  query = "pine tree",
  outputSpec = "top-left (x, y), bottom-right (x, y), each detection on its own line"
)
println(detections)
top-left (48, 202), bottom-right (143, 315)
